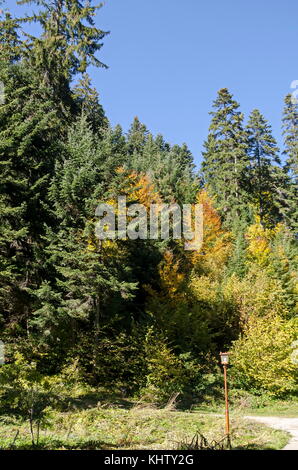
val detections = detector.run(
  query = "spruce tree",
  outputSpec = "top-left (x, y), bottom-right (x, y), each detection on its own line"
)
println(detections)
top-left (0, 0), bottom-right (109, 336)
top-left (268, 228), bottom-right (298, 317)
top-left (73, 73), bottom-right (108, 134)
top-left (171, 143), bottom-right (195, 173)
top-left (17, 0), bottom-right (109, 117)
top-left (282, 94), bottom-right (298, 231)
top-left (201, 88), bottom-right (249, 224)
top-left (246, 109), bottom-right (285, 226)
top-left (94, 124), bottom-right (128, 194)
top-left (0, 10), bottom-right (21, 62)
top-left (0, 9), bottom-right (61, 332)
top-left (39, 115), bottom-right (137, 340)
top-left (129, 132), bottom-right (158, 173)
top-left (127, 117), bottom-right (149, 156)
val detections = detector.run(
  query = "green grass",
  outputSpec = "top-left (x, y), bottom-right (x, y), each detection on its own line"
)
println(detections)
top-left (193, 393), bottom-right (298, 418)
top-left (0, 405), bottom-right (290, 450)
top-left (0, 387), bottom-right (295, 450)
top-left (235, 400), bottom-right (298, 418)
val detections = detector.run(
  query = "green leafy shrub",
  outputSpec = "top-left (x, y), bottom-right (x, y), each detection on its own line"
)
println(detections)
top-left (139, 328), bottom-right (188, 404)
top-left (231, 314), bottom-right (298, 397)
top-left (0, 353), bottom-right (60, 445)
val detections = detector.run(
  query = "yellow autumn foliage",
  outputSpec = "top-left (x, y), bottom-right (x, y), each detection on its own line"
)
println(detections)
top-left (245, 219), bottom-right (283, 266)
top-left (223, 269), bottom-right (290, 324)
top-left (231, 314), bottom-right (298, 396)
top-left (122, 170), bottom-right (162, 207)
top-left (148, 250), bottom-right (185, 301)
top-left (191, 190), bottom-right (231, 277)
top-left (87, 171), bottom-right (162, 251)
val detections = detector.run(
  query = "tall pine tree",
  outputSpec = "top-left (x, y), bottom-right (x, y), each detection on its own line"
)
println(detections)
top-left (0, 0), bottom-right (109, 336)
top-left (282, 94), bottom-right (298, 231)
top-left (246, 109), bottom-right (285, 226)
top-left (202, 88), bottom-right (249, 224)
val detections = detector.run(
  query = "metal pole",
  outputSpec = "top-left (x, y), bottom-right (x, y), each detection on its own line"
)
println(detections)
top-left (223, 364), bottom-right (230, 435)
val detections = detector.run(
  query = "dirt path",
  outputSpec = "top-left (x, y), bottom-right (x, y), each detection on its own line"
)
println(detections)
top-left (245, 416), bottom-right (298, 450)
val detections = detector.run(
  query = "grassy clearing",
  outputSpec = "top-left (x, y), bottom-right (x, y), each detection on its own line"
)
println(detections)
top-left (194, 393), bottom-right (298, 418)
top-left (0, 405), bottom-right (289, 450)
top-left (235, 400), bottom-right (298, 418)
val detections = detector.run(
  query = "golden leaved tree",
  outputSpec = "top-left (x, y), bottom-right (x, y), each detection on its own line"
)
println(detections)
top-left (231, 314), bottom-right (298, 396)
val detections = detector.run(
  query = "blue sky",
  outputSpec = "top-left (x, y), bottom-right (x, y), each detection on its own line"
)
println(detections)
top-left (8, 0), bottom-right (298, 167)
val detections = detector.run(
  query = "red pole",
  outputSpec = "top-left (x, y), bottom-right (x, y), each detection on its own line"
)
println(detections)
top-left (223, 364), bottom-right (230, 435)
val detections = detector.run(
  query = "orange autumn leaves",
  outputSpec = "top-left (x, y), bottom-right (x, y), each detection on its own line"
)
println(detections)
top-left (191, 190), bottom-right (232, 274)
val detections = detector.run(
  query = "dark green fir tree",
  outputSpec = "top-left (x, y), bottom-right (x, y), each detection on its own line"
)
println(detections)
top-left (246, 109), bottom-right (285, 226)
top-left (282, 94), bottom-right (298, 231)
top-left (201, 88), bottom-right (249, 225)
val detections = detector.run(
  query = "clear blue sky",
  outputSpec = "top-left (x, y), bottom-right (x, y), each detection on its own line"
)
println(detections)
top-left (8, 0), bottom-right (298, 167)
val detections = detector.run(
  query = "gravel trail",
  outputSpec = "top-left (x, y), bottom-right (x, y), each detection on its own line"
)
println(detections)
top-left (245, 416), bottom-right (298, 450)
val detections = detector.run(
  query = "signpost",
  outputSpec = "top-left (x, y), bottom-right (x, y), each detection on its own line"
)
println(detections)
top-left (0, 340), bottom-right (4, 365)
top-left (220, 352), bottom-right (230, 437)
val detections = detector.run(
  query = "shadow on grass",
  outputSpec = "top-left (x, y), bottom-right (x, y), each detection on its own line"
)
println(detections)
top-left (6, 439), bottom-right (123, 450)
top-left (59, 390), bottom-right (135, 411)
